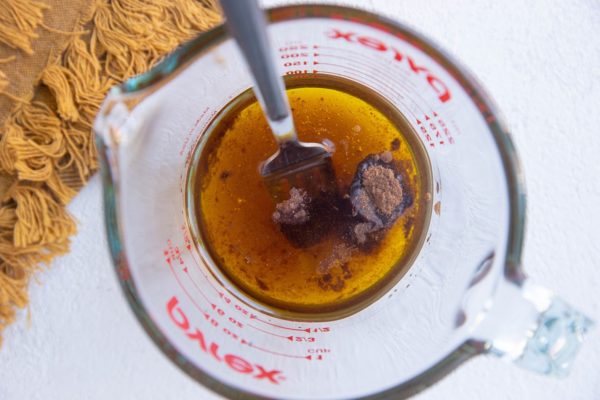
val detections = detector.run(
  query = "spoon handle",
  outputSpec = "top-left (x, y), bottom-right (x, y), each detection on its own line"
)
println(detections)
top-left (220, 0), bottom-right (296, 142)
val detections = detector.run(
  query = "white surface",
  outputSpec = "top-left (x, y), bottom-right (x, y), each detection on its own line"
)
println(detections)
top-left (1, 0), bottom-right (599, 399)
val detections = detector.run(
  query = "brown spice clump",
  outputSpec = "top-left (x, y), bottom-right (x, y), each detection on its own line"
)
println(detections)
top-left (272, 188), bottom-right (310, 225)
top-left (352, 222), bottom-right (377, 245)
top-left (318, 243), bottom-right (354, 274)
top-left (362, 164), bottom-right (403, 216)
top-left (347, 152), bottom-right (412, 247)
top-left (271, 152), bottom-right (411, 268)
top-left (272, 188), bottom-right (334, 247)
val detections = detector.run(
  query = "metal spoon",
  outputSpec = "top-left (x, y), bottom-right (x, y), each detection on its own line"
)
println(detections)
top-left (220, 0), bottom-right (336, 202)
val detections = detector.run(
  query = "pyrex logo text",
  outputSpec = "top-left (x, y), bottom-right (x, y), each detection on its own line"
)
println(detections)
top-left (167, 296), bottom-right (284, 384)
top-left (327, 29), bottom-right (451, 103)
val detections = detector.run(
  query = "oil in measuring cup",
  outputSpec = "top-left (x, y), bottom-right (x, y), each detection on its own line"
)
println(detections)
top-left (97, 8), bottom-right (596, 398)
top-left (186, 75), bottom-right (433, 321)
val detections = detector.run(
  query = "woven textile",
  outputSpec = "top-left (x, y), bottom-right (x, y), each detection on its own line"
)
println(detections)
top-left (0, 0), bottom-right (221, 343)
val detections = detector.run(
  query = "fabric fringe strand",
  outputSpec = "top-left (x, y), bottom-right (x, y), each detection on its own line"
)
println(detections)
top-left (0, 0), bottom-right (221, 344)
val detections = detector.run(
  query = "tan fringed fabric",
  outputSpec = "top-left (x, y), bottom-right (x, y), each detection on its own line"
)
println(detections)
top-left (0, 0), bottom-right (50, 55)
top-left (0, 0), bottom-right (221, 344)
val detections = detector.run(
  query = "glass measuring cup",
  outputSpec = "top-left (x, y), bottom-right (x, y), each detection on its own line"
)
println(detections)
top-left (94, 5), bottom-right (594, 399)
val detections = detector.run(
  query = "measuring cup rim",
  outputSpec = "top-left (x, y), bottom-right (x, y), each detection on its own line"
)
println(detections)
top-left (96, 4), bottom-right (526, 399)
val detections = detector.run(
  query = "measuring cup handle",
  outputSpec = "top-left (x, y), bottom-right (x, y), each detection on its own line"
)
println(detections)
top-left (472, 279), bottom-right (593, 377)
top-left (220, 0), bottom-right (295, 141)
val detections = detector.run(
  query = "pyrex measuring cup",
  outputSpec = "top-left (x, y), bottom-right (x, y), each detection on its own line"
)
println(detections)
top-left (94, 5), bottom-right (593, 399)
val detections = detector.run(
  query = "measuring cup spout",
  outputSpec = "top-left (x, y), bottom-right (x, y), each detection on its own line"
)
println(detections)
top-left (471, 279), bottom-right (594, 377)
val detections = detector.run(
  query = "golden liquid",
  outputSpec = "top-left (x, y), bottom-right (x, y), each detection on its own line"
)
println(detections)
top-left (189, 77), bottom-right (431, 317)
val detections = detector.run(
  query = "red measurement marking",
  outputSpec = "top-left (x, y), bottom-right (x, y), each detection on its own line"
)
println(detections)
top-left (310, 327), bottom-right (330, 333)
top-left (179, 106), bottom-right (209, 156)
top-left (228, 316), bottom-right (243, 329)
top-left (245, 342), bottom-right (311, 360)
top-left (211, 303), bottom-right (226, 316)
top-left (203, 310), bottom-right (218, 327)
top-left (164, 240), bottom-right (184, 266)
top-left (313, 59), bottom-right (413, 106)
top-left (278, 45), bottom-right (309, 51)
top-left (232, 301), bottom-right (254, 319)
top-left (326, 28), bottom-right (451, 103)
top-left (247, 323), bottom-right (290, 339)
top-left (182, 266), bottom-right (212, 305)
top-left (280, 52), bottom-right (309, 59)
top-left (315, 44), bottom-right (342, 51)
top-left (182, 226), bottom-right (192, 251)
top-left (222, 327), bottom-right (239, 341)
top-left (169, 253), bottom-right (305, 369)
top-left (179, 225), bottom-right (220, 293)
top-left (308, 348), bottom-right (331, 354)
top-left (285, 69), bottom-right (318, 75)
top-left (166, 250), bottom-right (209, 319)
top-left (278, 44), bottom-right (319, 76)
top-left (250, 314), bottom-right (311, 333)
top-left (167, 296), bottom-right (285, 383)
top-left (283, 61), bottom-right (309, 67)
top-left (221, 292), bottom-right (264, 325)
top-left (416, 113), bottom-right (455, 147)
top-left (315, 52), bottom-right (406, 85)
top-left (315, 61), bottom-right (404, 101)
top-left (289, 336), bottom-right (316, 343)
